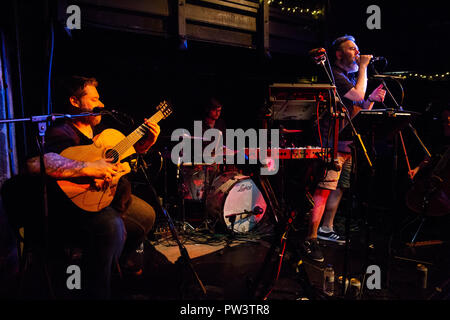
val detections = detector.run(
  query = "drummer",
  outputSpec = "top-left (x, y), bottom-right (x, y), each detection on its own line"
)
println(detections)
top-left (202, 96), bottom-right (226, 140)
top-left (200, 96), bottom-right (238, 173)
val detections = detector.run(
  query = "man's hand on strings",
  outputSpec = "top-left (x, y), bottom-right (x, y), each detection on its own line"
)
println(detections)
top-left (83, 158), bottom-right (124, 181)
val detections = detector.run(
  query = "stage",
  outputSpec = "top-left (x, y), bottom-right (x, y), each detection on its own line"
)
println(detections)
top-left (110, 206), bottom-right (450, 301)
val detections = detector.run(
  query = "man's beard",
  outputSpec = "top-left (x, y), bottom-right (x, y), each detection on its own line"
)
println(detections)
top-left (345, 55), bottom-right (359, 73)
top-left (79, 104), bottom-right (101, 126)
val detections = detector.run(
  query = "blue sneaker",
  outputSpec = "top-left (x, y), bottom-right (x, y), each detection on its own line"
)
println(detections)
top-left (317, 227), bottom-right (346, 244)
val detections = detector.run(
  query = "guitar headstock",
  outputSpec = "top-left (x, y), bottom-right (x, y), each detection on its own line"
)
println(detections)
top-left (157, 100), bottom-right (173, 119)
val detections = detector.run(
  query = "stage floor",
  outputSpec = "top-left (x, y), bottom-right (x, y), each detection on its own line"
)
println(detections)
top-left (2, 207), bottom-right (449, 301)
top-left (112, 211), bottom-right (450, 301)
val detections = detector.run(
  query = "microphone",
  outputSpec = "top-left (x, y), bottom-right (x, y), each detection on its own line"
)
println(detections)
top-left (309, 47), bottom-right (327, 64)
top-left (224, 206), bottom-right (264, 218)
top-left (92, 106), bottom-right (125, 116)
top-left (93, 107), bottom-right (135, 125)
top-left (92, 107), bottom-right (106, 114)
top-left (370, 56), bottom-right (386, 63)
top-left (309, 47), bottom-right (326, 56)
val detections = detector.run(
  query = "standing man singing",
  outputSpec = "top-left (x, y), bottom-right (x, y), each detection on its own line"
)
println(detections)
top-left (302, 35), bottom-right (386, 262)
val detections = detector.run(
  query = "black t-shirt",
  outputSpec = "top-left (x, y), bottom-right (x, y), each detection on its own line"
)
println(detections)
top-left (44, 121), bottom-right (94, 154)
top-left (203, 118), bottom-right (226, 134)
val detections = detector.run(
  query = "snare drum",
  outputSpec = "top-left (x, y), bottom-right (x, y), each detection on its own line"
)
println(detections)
top-left (206, 171), bottom-right (267, 233)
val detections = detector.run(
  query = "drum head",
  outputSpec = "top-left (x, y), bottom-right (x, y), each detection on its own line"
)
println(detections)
top-left (207, 172), bottom-right (267, 233)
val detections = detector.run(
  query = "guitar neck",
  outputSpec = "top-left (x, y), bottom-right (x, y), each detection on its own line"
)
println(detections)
top-left (112, 111), bottom-right (164, 158)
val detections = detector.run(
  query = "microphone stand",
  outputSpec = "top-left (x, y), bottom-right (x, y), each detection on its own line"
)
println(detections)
top-left (314, 52), bottom-right (373, 299)
top-left (371, 67), bottom-right (431, 181)
top-left (0, 111), bottom-right (102, 298)
top-left (248, 166), bottom-right (318, 299)
top-left (220, 211), bottom-right (245, 255)
top-left (136, 160), bottom-right (207, 298)
top-left (224, 209), bottom-right (261, 238)
top-left (370, 65), bottom-right (431, 159)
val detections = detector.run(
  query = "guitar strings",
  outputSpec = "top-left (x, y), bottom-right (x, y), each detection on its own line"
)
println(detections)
top-left (111, 111), bottom-right (166, 157)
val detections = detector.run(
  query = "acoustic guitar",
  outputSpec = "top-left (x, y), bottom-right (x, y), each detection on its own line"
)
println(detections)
top-left (57, 101), bottom-right (172, 212)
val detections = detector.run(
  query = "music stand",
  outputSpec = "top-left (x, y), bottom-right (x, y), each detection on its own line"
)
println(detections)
top-left (340, 109), bottom-right (418, 142)
top-left (340, 108), bottom-right (420, 294)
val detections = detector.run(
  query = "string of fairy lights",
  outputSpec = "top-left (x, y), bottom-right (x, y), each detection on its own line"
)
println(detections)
top-left (388, 72), bottom-right (450, 81)
top-left (265, 1), bottom-right (448, 81)
top-left (403, 72), bottom-right (450, 81)
top-left (267, 0), bottom-right (325, 18)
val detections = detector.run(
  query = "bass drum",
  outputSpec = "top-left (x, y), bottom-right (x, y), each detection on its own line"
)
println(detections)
top-left (206, 171), bottom-right (267, 233)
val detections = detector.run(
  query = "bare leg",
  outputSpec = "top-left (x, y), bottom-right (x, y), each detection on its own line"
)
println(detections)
top-left (322, 188), bottom-right (344, 230)
top-left (307, 188), bottom-right (331, 239)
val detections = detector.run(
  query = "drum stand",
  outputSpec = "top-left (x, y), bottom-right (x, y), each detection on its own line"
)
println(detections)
top-left (175, 159), bottom-right (199, 232)
top-left (199, 163), bottom-right (219, 233)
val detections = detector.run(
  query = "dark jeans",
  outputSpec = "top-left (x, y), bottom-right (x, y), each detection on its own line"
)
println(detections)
top-left (75, 206), bottom-right (126, 299)
top-left (67, 194), bottom-right (155, 299)
top-left (121, 195), bottom-right (156, 264)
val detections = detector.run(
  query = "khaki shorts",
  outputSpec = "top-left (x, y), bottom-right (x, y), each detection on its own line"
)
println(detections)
top-left (317, 153), bottom-right (352, 190)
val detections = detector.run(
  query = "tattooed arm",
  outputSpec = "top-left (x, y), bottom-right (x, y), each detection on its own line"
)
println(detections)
top-left (26, 153), bottom-right (119, 180)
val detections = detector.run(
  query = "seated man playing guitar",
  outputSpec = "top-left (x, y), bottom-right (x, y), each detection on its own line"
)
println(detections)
top-left (25, 76), bottom-right (162, 298)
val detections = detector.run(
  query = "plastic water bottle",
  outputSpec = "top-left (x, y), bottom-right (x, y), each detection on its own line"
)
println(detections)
top-left (348, 278), bottom-right (361, 299)
top-left (337, 275), bottom-right (349, 296)
top-left (323, 264), bottom-right (335, 296)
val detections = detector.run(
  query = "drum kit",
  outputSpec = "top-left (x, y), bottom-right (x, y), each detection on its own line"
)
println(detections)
top-left (177, 144), bottom-right (268, 233)
top-left (160, 127), bottom-right (330, 234)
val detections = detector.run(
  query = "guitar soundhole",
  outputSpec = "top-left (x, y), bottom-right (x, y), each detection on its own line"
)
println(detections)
top-left (105, 149), bottom-right (119, 163)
